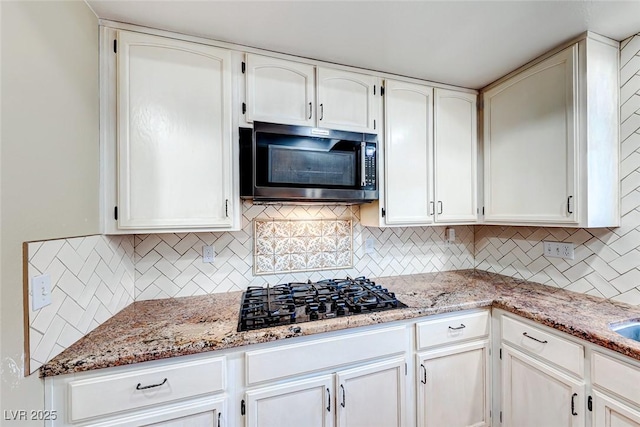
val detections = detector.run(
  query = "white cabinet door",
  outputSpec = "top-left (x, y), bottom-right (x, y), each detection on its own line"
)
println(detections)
top-left (335, 357), bottom-right (405, 427)
top-left (317, 67), bottom-right (378, 133)
top-left (117, 30), bottom-right (233, 229)
top-left (483, 44), bottom-right (577, 224)
top-left (434, 89), bottom-right (477, 223)
top-left (417, 341), bottom-right (490, 427)
top-left (246, 54), bottom-right (315, 126)
top-left (245, 375), bottom-right (334, 427)
top-left (384, 80), bottom-right (434, 225)
top-left (593, 390), bottom-right (640, 427)
top-left (502, 344), bottom-right (585, 427)
top-left (144, 411), bottom-right (215, 427)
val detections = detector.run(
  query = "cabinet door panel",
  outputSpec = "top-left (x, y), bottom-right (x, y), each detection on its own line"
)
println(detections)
top-left (593, 391), bottom-right (640, 427)
top-left (484, 45), bottom-right (577, 224)
top-left (144, 411), bottom-right (215, 427)
top-left (317, 68), bottom-right (377, 132)
top-left (418, 341), bottom-right (489, 427)
top-left (502, 344), bottom-right (584, 427)
top-left (246, 54), bottom-right (315, 126)
top-left (117, 30), bottom-right (232, 229)
top-left (245, 375), bottom-right (334, 427)
top-left (434, 89), bottom-right (477, 223)
top-left (336, 357), bottom-right (405, 427)
top-left (384, 80), bottom-right (434, 225)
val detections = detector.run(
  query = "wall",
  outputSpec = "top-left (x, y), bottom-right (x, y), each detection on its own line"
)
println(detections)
top-left (0, 1), bottom-right (99, 424)
top-left (475, 33), bottom-right (640, 307)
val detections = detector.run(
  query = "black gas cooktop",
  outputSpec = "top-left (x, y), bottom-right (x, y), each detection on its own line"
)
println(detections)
top-left (237, 277), bottom-right (406, 332)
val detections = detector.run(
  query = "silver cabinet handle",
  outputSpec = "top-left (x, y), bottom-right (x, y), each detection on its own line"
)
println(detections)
top-left (438, 201), bottom-right (443, 215)
top-left (429, 201), bottom-right (434, 216)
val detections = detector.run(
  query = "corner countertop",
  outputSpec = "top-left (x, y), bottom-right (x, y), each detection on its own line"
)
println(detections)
top-left (40, 270), bottom-right (640, 377)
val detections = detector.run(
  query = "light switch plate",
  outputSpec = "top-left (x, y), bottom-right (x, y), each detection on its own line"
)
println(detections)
top-left (31, 274), bottom-right (51, 311)
top-left (365, 237), bottom-right (375, 254)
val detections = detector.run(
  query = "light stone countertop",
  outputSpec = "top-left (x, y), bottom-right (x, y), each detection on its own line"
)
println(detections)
top-left (40, 270), bottom-right (640, 377)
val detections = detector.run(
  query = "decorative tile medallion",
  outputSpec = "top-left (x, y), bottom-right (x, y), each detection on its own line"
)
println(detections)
top-left (254, 219), bottom-right (353, 275)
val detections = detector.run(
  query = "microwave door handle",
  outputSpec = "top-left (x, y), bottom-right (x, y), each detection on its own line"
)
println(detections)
top-left (360, 142), bottom-right (366, 187)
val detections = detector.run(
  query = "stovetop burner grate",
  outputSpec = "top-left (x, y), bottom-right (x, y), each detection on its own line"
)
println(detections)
top-left (238, 277), bottom-right (407, 332)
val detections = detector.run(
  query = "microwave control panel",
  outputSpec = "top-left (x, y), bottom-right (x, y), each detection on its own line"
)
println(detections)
top-left (364, 143), bottom-right (377, 190)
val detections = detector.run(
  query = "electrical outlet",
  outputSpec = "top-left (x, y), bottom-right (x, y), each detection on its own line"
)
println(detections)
top-left (543, 241), bottom-right (575, 260)
top-left (445, 227), bottom-right (456, 242)
top-left (203, 245), bottom-right (215, 263)
top-left (365, 237), bottom-right (375, 254)
top-left (31, 274), bottom-right (52, 311)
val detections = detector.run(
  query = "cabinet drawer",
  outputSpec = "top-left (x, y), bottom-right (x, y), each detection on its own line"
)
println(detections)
top-left (245, 325), bottom-right (406, 385)
top-left (416, 310), bottom-right (489, 350)
top-left (69, 357), bottom-right (225, 422)
top-left (502, 316), bottom-right (584, 377)
top-left (592, 352), bottom-right (640, 407)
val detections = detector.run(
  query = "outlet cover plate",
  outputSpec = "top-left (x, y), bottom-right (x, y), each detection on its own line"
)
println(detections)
top-left (543, 241), bottom-right (575, 260)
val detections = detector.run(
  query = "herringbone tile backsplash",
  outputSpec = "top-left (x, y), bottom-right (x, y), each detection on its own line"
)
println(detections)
top-left (26, 235), bottom-right (134, 373)
top-left (25, 33), bottom-right (640, 373)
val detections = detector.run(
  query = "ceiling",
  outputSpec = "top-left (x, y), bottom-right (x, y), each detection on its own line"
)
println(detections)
top-left (86, 1), bottom-right (640, 89)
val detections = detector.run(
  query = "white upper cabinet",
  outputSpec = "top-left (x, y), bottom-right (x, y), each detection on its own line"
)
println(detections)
top-left (317, 67), bottom-right (378, 133)
top-left (483, 34), bottom-right (619, 227)
top-left (361, 81), bottom-right (478, 227)
top-left (245, 54), bottom-right (379, 132)
top-left (245, 54), bottom-right (316, 126)
top-left (383, 80), bottom-right (434, 225)
top-left (115, 30), bottom-right (236, 231)
top-left (434, 89), bottom-right (478, 223)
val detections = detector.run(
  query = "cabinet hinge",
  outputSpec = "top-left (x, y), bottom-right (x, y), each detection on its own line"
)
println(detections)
top-left (241, 399), bottom-right (245, 416)
top-left (381, 86), bottom-right (385, 96)
top-left (242, 102), bottom-right (246, 115)
top-left (114, 206), bottom-right (118, 220)
top-left (225, 199), bottom-right (229, 217)
top-left (381, 208), bottom-right (386, 218)
top-left (588, 396), bottom-right (592, 412)
top-left (241, 61), bottom-right (246, 74)
top-left (113, 39), bottom-right (117, 53)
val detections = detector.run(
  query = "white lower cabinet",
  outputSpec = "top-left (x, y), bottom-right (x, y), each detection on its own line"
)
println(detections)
top-left (335, 358), bottom-right (405, 427)
top-left (244, 376), bottom-right (334, 427)
top-left (501, 344), bottom-right (585, 427)
top-left (244, 358), bottom-right (405, 427)
top-left (593, 391), bottom-right (640, 427)
top-left (415, 310), bottom-right (491, 427)
top-left (417, 341), bottom-right (490, 427)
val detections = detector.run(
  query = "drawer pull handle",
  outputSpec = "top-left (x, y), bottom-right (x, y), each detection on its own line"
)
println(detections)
top-left (523, 332), bottom-right (548, 344)
top-left (136, 378), bottom-right (167, 390)
top-left (448, 324), bottom-right (466, 330)
top-left (340, 384), bottom-right (346, 408)
top-left (420, 364), bottom-right (427, 384)
top-left (571, 393), bottom-right (578, 416)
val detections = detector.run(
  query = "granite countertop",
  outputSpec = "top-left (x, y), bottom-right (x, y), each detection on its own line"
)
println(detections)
top-left (40, 270), bottom-right (640, 377)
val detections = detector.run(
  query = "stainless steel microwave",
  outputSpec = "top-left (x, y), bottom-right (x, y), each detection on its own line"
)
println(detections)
top-left (240, 122), bottom-right (378, 203)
